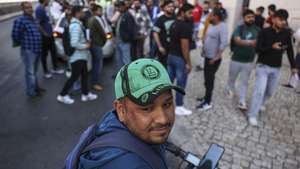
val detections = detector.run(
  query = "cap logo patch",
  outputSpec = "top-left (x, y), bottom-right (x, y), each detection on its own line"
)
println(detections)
top-left (142, 65), bottom-right (160, 80)
top-left (141, 93), bottom-right (149, 103)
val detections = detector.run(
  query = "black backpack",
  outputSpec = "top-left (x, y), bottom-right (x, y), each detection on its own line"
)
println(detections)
top-left (62, 24), bottom-right (75, 57)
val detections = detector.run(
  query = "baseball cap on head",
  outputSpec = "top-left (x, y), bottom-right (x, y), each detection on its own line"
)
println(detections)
top-left (115, 59), bottom-right (185, 106)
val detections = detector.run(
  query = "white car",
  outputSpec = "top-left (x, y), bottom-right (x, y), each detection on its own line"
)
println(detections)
top-left (53, 13), bottom-right (115, 59)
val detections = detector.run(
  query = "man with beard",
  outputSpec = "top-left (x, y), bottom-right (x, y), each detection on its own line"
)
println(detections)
top-left (225, 9), bottom-right (259, 111)
top-left (75, 59), bottom-right (183, 169)
top-left (247, 9), bottom-right (298, 126)
top-left (167, 3), bottom-right (194, 116)
top-left (196, 9), bottom-right (228, 111)
top-left (153, 0), bottom-right (175, 67)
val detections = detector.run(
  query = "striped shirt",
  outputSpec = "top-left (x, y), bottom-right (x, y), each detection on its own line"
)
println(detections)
top-left (12, 15), bottom-right (42, 54)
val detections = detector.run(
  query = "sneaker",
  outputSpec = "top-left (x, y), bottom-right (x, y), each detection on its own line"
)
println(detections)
top-left (51, 69), bottom-right (64, 74)
top-left (196, 97), bottom-right (205, 103)
top-left (196, 101), bottom-right (212, 111)
top-left (44, 73), bottom-right (53, 79)
top-left (175, 106), bottom-right (192, 116)
top-left (81, 93), bottom-right (98, 102)
top-left (66, 71), bottom-right (71, 78)
top-left (248, 117), bottom-right (258, 126)
top-left (226, 90), bottom-right (234, 98)
top-left (260, 105), bottom-right (266, 112)
top-left (238, 102), bottom-right (247, 111)
top-left (92, 84), bottom-right (104, 91)
top-left (57, 95), bottom-right (74, 104)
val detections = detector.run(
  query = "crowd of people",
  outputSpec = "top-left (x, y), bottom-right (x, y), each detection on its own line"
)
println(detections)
top-left (11, 0), bottom-right (300, 127)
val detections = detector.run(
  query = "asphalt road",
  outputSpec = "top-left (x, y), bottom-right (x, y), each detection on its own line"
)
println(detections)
top-left (0, 17), bottom-right (118, 169)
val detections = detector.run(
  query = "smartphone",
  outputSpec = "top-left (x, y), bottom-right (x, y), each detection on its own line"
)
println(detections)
top-left (185, 153), bottom-right (201, 166)
top-left (198, 144), bottom-right (225, 169)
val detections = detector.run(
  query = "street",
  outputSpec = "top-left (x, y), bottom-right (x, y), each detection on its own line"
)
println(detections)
top-left (0, 17), bottom-right (117, 169)
top-left (1, 15), bottom-right (300, 169)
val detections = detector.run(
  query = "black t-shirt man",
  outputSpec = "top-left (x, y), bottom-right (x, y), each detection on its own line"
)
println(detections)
top-left (255, 14), bottom-right (265, 29)
top-left (153, 14), bottom-right (176, 49)
top-left (169, 20), bottom-right (193, 57)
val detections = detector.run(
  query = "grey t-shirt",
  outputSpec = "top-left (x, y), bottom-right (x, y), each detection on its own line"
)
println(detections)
top-left (203, 22), bottom-right (228, 59)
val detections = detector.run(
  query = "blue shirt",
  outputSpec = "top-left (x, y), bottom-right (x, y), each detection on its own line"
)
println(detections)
top-left (35, 4), bottom-right (53, 36)
top-left (12, 15), bottom-right (42, 54)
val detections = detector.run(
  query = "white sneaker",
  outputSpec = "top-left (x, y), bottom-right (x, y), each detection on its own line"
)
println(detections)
top-left (51, 69), bottom-right (64, 74)
top-left (65, 71), bottom-right (71, 78)
top-left (196, 102), bottom-right (212, 111)
top-left (81, 93), bottom-right (98, 102)
top-left (57, 95), bottom-right (74, 104)
top-left (44, 73), bottom-right (53, 79)
top-left (238, 102), bottom-right (247, 110)
top-left (248, 117), bottom-right (258, 126)
top-left (175, 106), bottom-right (192, 116)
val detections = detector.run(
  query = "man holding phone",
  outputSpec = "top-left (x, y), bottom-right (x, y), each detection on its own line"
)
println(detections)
top-left (247, 9), bottom-right (298, 126)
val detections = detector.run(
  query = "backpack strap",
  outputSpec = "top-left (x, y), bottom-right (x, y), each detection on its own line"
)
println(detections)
top-left (82, 130), bottom-right (167, 169)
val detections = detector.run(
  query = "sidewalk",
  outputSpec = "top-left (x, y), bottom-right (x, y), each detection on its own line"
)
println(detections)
top-left (168, 48), bottom-right (300, 169)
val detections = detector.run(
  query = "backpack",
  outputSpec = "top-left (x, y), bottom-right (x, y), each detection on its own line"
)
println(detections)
top-left (63, 123), bottom-right (167, 169)
top-left (230, 25), bottom-right (245, 52)
top-left (62, 24), bottom-right (75, 57)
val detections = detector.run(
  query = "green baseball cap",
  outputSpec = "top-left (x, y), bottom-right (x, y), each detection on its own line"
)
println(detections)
top-left (115, 58), bottom-right (185, 106)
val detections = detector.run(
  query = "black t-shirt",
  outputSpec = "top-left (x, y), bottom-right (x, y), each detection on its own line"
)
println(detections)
top-left (153, 14), bottom-right (176, 48)
top-left (255, 15), bottom-right (265, 29)
top-left (169, 20), bottom-right (193, 57)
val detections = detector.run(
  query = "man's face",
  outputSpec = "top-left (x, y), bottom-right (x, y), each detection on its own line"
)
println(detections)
top-left (44, 0), bottom-right (49, 6)
top-left (184, 9), bottom-right (194, 21)
top-left (203, 3), bottom-right (209, 12)
top-left (273, 17), bottom-right (287, 29)
top-left (133, 0), bottom-right (141, 10)
top-left (23, 2), bottom-right (33, 16)
top-left (115, 91), bottom-right (175, 144)
top-left (209, 13), bottom-right (218, 24)
top-left (146, 0), bottom-right (153, 8)
top-left (164, 3), bottom-right (175, 15)
top-left (244, 13), bottom-right (255, 26)
top-left (95, 8), bottom-right (103, 16)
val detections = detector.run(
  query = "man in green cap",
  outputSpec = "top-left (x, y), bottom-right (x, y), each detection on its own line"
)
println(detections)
top-left (75, 58), bottom-right (184, 169)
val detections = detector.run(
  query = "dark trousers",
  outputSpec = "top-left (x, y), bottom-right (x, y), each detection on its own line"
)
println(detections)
top-left (131, 38), bottom-right (144, 61)
top-left (60, 60), bottom-right (88, 96)
top-left (204, 58), bottom-right (222, 104)
top-left (158, 51), bottom-right (168, 68)
top-left (41, 35), bottom-right (58, 73)
top-left (296, 53), bottom-right (300, 78)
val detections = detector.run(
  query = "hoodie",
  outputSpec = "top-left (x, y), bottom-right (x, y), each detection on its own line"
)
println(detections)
top-left (78, 110), bottom-right (168, 169)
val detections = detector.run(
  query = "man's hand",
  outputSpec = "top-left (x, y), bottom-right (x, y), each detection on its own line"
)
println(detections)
top-left (291, 68), bottom-right (298, 74)
top-left (185, 63), bottom-right (192, 74)
top-left (158, 46), bottom-right (166, 55)
top-left (86, 42), bottom-right (91, 49)
top-left (208, 58), bottom-right (216, 65)
top-left (272, 42), bottom-right (282, 50)
top-left (248, 40), bottom-right (256, 47)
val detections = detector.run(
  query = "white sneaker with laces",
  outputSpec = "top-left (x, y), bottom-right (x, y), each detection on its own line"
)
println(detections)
top-left (57, 95), bottom-right (74, 104)
top-left (238, 102), bottom-right (247, 110)
top-left (51, 69), bottom-right (65, 74)
top-left (175, 106), bottom-right (192, 116)
top-left (44, 73), bottom-right (53, 79)
top-left (197, 102), bottom-right (212, 111)
top-left (81, 93), bottom-right (98, 102)
top-left (248, 117), bottom-right (258, 126)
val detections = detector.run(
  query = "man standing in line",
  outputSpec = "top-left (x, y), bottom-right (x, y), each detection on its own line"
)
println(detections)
top-left (247, 9), bottom-right (298, 126)
top-left (153, 0), bottom-right (175, 67)
top-left (255, 6), bottom-right (265, 29)
top-left (35, 0), bottom-right (64, 78)
top-left (168, 3), bottom-right (194, 116)
top-left (196, 9), bottom-right (228, 111)
top-left (115, 1), bottom-right (136, 70)
top-left (88, 4), bottom-right (107, 91)
top-left (226, 9), bottom-right (259, 111)
top-left (12, 1), bottom-right (44, 97)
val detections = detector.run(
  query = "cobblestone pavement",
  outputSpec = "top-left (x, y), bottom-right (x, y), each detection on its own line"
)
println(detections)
top-left (168, 49), bottom-right (300, 169)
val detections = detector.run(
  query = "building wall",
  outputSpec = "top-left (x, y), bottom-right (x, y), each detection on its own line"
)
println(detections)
top-left (249, 0), bottom-right (300, 30)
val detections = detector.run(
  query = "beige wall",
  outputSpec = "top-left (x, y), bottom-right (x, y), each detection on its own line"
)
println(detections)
top-left (249, 0), bottom-right (300, 30)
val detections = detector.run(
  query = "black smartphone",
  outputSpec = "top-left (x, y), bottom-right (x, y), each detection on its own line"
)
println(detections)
top-left (198, 144), bottom-right (225, 169)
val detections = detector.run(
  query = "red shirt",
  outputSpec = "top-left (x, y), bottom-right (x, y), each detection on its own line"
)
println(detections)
top-left (266, 16), bottom-right (273, 25)
top-left (192, 4), bottom-right (203, 23)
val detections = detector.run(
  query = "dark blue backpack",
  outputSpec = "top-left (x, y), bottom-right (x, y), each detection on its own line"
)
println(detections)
top-left (63, 124), bottom-right (167, 169)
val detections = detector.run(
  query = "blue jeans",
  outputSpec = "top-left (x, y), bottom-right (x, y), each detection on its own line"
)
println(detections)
top-left (167, 54), bottom-right (188, 106)
top-left (90, 45), bottom-right (103, 85)
top-left (248, 64), bottom-right (280, 118)
top-left (116, 41), bottom-right (131, 69)
top-left (20, 50), bottom-right (40, 96)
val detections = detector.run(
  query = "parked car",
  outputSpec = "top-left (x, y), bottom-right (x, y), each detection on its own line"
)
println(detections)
top-left (53, 12), bottom-right (115, 59)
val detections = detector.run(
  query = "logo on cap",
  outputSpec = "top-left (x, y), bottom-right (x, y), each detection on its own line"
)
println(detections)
top-left (142, 65), bottom-right (160, 80)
